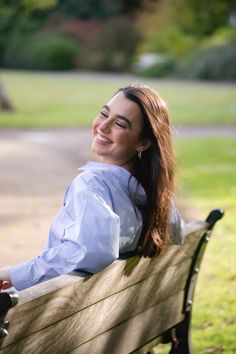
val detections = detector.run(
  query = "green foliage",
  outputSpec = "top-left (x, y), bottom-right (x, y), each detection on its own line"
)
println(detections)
top-left (168, 0), bottom-right (232, 38)
top-left (55, 0), bottom-right (122, 19)
top-left (4, 33), bottom-right (80, 70)
top-left (139, 0), bottom-right (235, 55)
top-left (54, 0), bottom-right (144, 19)
top-left (1, 0), bottom-right (236, 77)
top-left (21, 0), bottom-right (57, 11)
top-left (137, 57), bottom-right (176, 78)
top-left (0, 0), bottom-right (57, 60)
top-left (98, 18), bottom-right (141, 71)
top-left (81, 17), bottom-right (141, 71)
top-left (180, 40), bottom-right (236, 81)
top-left (201, 26), bottom-right (236, 48)
top-left (0, 0), bottom-right (143, 71)
top-left (0, 0), bottom-right (57, 11)
top-left (0, 9), bottom-right (32, 65)
top-left (152, 25), bottom-right (197, 57)
top-left (139, 18), bottom-right (198, 57)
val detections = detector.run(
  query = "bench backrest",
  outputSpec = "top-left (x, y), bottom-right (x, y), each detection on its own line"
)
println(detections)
top-left (0, 210), bottom-right (223, 354)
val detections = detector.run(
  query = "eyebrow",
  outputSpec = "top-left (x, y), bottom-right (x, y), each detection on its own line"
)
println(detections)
top-left (103, 105), bottom-right (132, 128)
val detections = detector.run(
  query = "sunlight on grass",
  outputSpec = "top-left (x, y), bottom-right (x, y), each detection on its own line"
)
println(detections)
top-left (154, 138), bottom-right (236, 353)
top-left (0, 71), bottom-right (124, 127)
top-left (179, 138), bottom-right (236, 353)
top-left (0, 70), bottom-right (236, 127)
top-left (177, 138), bottom-right (236, 201)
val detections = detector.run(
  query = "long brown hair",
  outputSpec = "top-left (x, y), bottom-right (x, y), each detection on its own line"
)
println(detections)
top-left (120, 84), bottom-right (175, 257)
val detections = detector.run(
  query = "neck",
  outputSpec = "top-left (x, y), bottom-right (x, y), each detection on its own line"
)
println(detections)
top-left (98, 157), bottom-right (135, 173)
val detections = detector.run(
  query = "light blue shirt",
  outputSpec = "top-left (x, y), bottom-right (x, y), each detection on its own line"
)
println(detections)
top-left (10, 161), bottom-right (184, 291)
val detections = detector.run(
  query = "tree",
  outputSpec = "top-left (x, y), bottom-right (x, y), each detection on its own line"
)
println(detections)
top-left (53, 0), bottom-right (148, 19)
top-left (0, 0), bottom-right (58, 110)
top-left (137, 0), bottom-right (236, 57)
top-left (0, 0), bottom-right (58, 65)
top-left (0, 76), bottom-right (14, 111)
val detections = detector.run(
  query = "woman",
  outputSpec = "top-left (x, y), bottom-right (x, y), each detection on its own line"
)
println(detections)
top-left (0, 84), bottom-right (184, 291)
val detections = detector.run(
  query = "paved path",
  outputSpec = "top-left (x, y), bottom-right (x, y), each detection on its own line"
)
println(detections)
top-left (0, 128), bottom-right (92, 264)
top-left (0, 126), bottom-right (235, 265)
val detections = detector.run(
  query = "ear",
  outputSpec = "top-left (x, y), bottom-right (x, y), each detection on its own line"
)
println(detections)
top-left (137, 139), bottom-right (151, 153)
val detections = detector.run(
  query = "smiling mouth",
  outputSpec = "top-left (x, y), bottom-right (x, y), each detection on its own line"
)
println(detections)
top-left (96, 132), bottom-right (112, 144)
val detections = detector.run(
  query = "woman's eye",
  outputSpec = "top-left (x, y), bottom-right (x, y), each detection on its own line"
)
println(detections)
top-left (100, 111), bottom-right (108, 118)
top-left (115, 121), bottom-right (127, 129)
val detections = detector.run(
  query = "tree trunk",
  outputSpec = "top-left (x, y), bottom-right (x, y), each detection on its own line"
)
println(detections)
top-left (0, 77), bottom-right (14, 111)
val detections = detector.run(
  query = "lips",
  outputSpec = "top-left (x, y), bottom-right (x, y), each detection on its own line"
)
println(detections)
top-left (96, 132), bottom-right (112, 144)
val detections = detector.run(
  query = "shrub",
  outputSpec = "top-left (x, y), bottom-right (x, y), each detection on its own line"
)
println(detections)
top-left (4, 32), bottom-right (80, 70)
top-left (180, 41), bottom-right (236, 81)
top-left (82, 17), bottom-right (141, 72)
top-left (137, 57), bottom-right (177, 78)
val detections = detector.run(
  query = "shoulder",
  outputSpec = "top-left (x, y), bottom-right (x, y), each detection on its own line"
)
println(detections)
top-left (63, 170), bottom-right (113, 209)
top-left (67, 168), bottom-right (120, 203)
top-left (74, 161), bottom-right (131, 192)
top-left (74, 169), bottom-right (114, 191)
top-left (64, 161), bottom-right (139, 206)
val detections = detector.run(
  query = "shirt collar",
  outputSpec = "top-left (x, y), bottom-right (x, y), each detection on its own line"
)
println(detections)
top-left (79, 161), bottom-right (146, 205)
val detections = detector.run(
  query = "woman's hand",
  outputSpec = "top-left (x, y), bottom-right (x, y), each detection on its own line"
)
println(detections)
top-left (0, 280), bottom-right (13, 290)
top-left (0, 266), bottom-right (13, 290)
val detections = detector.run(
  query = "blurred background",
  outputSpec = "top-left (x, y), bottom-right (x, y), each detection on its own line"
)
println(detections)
top-left (0, 0), bottom-right (236, 77)
top-left (0, 0), bottom-right (236, 353)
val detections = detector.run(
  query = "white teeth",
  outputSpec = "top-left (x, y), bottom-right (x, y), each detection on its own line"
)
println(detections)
top-left (97, 133), bottom-right (111, 144)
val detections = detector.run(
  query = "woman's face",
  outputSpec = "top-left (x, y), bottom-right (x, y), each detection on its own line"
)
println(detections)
top-left (91, 91), bottom-right (149, 171)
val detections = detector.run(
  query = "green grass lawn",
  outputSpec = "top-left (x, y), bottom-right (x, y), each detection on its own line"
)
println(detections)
top-left (156, 138), bottom-right (236, 353)
top-left (178, 138), bottom-right (236, 353)
top-left (1, 71), bottom-right (235, 352)
top-left (0, 70), bottom-right (236, 127)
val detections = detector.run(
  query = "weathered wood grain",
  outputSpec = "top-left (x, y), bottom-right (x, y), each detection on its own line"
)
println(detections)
top-left (1, 226), bottom-right (207, 349)
top-left (0, 221), bottom-right (209, 354)
top-left (1, 260), bottom-right (191, 353)
top-left (68, 291), bottom-right (185, 354)
top-left (16, 220), bottom-right (208, 305)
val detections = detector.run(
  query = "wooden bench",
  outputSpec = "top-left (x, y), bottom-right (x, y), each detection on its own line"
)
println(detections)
top-left (0, 209), bottom-right (223, 354)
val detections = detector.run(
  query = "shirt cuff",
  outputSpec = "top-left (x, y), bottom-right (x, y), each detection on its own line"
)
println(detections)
top-left (10, 261), bottom-right (33, 291)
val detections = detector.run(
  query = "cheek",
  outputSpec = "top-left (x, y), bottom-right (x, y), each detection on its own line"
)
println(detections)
top-left (92, 117), bottom-right (99, 134)
top-left (118, 131), bottom-right (142, 149)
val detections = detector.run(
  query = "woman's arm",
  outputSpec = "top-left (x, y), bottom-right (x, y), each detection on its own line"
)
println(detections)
top-left (9, 189), bottom-right (120, 291)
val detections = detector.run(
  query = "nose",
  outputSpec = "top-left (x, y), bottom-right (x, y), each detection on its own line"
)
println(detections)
top-left (99, 117), bottom-right (112, 133)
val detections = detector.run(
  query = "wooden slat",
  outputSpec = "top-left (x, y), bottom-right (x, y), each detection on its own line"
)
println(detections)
top-left (0, 259), bottom-right (191, 354)
top-left (184, 220), bottom-right (207, 235)
top-left (67, 291), bottom-right (185, 354)
top-left (16, 220), bottom-right (208, 306)
top-left (1, 229), bottom-right (205, 348)
top-left (0, 222), bottom-right (208, 353)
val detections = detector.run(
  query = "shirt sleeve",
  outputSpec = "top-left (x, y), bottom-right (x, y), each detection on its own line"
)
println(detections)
top-left (170, 203), bottom-right (185, 244)
top-left (10, 189), bottom-right (120, 291)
